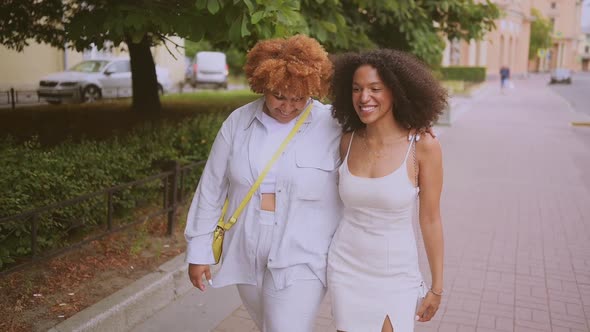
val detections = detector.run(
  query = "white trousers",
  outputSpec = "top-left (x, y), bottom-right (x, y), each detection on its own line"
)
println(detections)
top-left (236, 210), bottom-right (326, 332)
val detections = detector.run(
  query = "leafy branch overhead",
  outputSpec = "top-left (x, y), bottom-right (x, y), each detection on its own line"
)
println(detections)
top-left (341, 0), bottom-right (500, 64)
top-left (0, 0), bottom-right (500, 113)
top-left (1, 0), bottom-right (499, 61)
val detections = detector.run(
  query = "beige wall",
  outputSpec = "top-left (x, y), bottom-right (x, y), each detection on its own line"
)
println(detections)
top-left (151, 36), bottom-right (186, 86)
top-left (442, 0), bottom-right (533, 77)
top-left (0, 43), bottom-right (84, 89)
top-left (530, 0), bottom-right (584, 71)
top-left (0, 38), bottom-right (186, 91)
top-left (441, 0), bottom-right (585, 76)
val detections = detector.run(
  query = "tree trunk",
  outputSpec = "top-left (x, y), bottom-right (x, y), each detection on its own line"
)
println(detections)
top-left (127, 35), bottom-right (161, 113)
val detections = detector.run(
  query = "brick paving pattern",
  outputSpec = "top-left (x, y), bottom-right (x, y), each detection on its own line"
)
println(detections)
top-left (214, 76), bottom-right (590, 332)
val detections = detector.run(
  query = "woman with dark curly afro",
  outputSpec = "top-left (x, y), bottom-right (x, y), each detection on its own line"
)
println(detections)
top-left (327, 49), bottom-right (447, 332)
top-left (185, 35), bottom-right (342, 331)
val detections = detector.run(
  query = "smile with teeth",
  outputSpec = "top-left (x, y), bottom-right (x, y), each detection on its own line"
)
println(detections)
top-left (359, 105), bottom-right (377, 113)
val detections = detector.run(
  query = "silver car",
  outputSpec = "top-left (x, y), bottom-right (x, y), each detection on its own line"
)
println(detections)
top-left (37, 58), bottom-right (172, 104)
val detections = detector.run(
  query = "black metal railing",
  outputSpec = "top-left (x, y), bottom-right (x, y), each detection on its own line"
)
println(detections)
top-left (0, 88), bottom-right (41, 109)
top-left (0, 159), bottom-right (205, 275)
top-left (0, 87), bottom-right (135, 109)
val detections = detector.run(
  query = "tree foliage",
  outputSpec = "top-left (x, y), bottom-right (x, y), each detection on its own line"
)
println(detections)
top-left (1, 0), bottom-right (500, 112)
top-left (529, 7), bottom-right (553, 60)
top-left (0, 0), bottom-right (65, 52)
top-left (339, 0), bottom-right (500, 65)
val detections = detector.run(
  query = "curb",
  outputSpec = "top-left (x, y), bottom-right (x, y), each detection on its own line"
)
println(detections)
top-left (436, 81), bottom-right (491, 126)
top-left (49, 254), bottom-right (214, 332)
top-left (545, 79), bottom-right (590, 124)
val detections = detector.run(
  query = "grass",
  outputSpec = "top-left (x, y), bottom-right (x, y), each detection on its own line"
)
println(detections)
top-left (160, 89), bottom-right (260, 113)
top-left (2, 89), bottom-right (259, 113)
top-left (1, 89), bottom-right (260, 145)
top-left (129, 224), bottom-right (149, 256)
top-left (441, 80), bottom-right (482, 96)
top-left (162, 89), bottom-right (258, 103)
top-left (228, 75), bottom-right (247, 86)
top-left (441, 80), bottom-right (465, 94)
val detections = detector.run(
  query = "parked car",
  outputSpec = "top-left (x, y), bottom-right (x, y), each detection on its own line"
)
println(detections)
top-left (185, 51), bottom-right (228, 89)
top-left (549, 68), bottom-right (572, 84)
top-left (37, 58), bottom-right (172, 104)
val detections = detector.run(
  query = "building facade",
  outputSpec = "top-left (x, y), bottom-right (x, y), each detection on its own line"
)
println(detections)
top-left (442, 0), bottom-right (533, 77)
top-left (531, 0), bottom-right (585, 71)
top-left (441, 0), bottom-right (584, 76)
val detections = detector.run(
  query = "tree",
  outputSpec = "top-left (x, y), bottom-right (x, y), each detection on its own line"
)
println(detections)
top-left (1, 0), bottom-right (500, 112)
top-left (338, 0), bottom-right (501, 65)
top-left (205, 0), bottom-right (501, 64)
top-left (199, 0), bottom-right (500, 66)
top-left (1, 0), bottom-right (311, 112)
top-left (529, 8), bottom-right (553, 60)
top-left (0, 0), bottom-right (65, 51)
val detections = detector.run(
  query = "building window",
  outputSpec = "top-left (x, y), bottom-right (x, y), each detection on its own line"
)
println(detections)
top-left (586, 46), bottom-right (589, 54)
top-left (551, 2), bottom-right (556, 9)
top-left (550, 18), bottom-right (555, 27)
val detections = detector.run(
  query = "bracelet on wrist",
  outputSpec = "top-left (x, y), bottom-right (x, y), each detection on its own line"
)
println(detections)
top-left (429, 288), bottom-right (444, 296)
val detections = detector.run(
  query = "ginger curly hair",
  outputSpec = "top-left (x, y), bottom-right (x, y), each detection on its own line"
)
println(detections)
top-left (244, 34), bottom-right (332, 99)
top-left (331, 49), bottom-right (448, 132)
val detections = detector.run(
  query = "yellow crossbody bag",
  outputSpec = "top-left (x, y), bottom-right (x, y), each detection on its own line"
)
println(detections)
top-left (212, 102), bottom-right (313, 264)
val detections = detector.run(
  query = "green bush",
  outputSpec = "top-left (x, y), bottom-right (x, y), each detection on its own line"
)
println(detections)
top-left (0, 112), bottom-right (228, 269)
top-left (440, 66), bottom-right (486, 82)
top-left (0, 90), bottom-right (259, 147)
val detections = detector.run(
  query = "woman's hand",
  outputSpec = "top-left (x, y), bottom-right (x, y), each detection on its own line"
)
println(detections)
top-left (188, 264), bottom-right (212, 291)
top-left (415, 290), bottom-right (442, 322)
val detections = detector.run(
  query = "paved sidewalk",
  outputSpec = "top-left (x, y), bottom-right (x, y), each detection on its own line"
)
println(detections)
top-left (139, 76), bottom-right (590, 332)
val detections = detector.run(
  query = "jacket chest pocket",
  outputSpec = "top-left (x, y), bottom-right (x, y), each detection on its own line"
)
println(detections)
top-left (294, 148), bottom-right (337, 201)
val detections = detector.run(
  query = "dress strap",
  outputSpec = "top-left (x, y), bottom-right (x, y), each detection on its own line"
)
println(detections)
top-left (344, 131), bottom-right (355, 161)
top-left (403, 132), bottom-right (416, 164)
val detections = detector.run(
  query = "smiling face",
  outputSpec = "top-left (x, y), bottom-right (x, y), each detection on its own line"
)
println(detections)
top-left (263, 91), bottom-right (309, 123)
top-left (352, 64), bottom-right (394, 125)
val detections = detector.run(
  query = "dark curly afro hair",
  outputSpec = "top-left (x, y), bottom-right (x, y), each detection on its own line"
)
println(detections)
top-left (244, 34), bottom-right (332, 99)
top-left (331, 49), bottom-right (448, 132)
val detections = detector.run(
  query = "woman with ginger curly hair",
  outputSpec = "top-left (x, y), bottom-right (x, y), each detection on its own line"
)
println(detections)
top-left (184, 35), bottom-right (341, 331)
top-left (327, 49), bottom-right (447, 332)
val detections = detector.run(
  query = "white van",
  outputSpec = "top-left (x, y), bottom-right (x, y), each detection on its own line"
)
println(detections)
top-left (186, 51), bottom-right (228, 89)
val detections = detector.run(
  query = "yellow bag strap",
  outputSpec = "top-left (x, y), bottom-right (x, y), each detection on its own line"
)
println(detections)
top-left (218, 101), bottom-right (314, 231)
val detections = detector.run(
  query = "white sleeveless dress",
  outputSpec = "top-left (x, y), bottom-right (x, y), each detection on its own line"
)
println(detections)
top-left (327, 132), bottom-right (427, 332)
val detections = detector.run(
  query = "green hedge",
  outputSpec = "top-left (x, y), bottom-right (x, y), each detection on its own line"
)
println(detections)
top-left (440, 66), bottom-right (486, 82)
top-left (0, 90), bottom-right (259, 146)
top-left (0, 112), bottom-right (228, 269)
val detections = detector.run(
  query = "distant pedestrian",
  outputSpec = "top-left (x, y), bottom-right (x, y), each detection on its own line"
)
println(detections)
top-left (500, 65), bottom-right (511, 90)
top-left (328, 49), bottom-right (446, 332)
